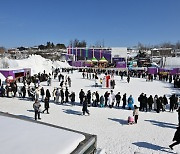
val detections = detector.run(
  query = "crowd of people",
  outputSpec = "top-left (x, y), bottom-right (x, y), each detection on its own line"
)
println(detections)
top-left (1, 67), bottom-right (180, 150)
top-left (0, 68), bottom-right (180, 123)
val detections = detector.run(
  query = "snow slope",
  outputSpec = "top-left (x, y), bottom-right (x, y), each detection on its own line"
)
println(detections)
top-left (0, 55), bottom-right (71, 75)
top-left (0, 70), bottom-right (180, 154)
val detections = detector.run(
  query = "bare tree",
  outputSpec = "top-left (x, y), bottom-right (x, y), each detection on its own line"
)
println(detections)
top-left (0, 47), bottom-right (6, 54)
top-left (160, 42), bottom-right (174, 48)
top-left (175, 41), bottom-right (180, 49)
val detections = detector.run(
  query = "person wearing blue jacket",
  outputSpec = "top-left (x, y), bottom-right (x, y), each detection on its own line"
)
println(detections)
top-left (128, 95), bottom-right (134, 110)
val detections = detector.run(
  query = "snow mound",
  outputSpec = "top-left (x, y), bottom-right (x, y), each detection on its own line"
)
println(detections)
top-left (0, 55), bottom-right (71, 75)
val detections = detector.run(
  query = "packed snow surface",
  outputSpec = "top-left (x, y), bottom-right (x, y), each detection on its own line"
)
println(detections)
top-left (0, 115), bottom-right (85, 154)
top-left (0, 70), bottom-right (180, 154)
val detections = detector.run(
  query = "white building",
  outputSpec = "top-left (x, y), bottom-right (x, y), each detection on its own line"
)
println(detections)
top-left (111, 47), bottom-right (127, 58)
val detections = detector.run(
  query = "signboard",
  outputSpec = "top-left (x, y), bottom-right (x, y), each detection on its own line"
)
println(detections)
top-left (116, 61), bottom-right (126, 68)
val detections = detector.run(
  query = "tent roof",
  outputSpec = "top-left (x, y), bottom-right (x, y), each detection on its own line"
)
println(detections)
top-left (91, 57), bottom-right (98, 62)
top-left (99, 56), bottom-right (108, 62)
top-left (86, 60), bottom-right (92, 63)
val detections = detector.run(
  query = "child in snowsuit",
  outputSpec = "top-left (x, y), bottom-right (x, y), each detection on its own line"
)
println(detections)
top-left (133, 105), bottom-right (139, 124)
top-left (128, 116), bottom-right (134, 124)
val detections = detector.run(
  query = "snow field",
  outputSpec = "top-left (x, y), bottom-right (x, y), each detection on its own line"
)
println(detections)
top-left (0, 70), bottom-right (180, 153)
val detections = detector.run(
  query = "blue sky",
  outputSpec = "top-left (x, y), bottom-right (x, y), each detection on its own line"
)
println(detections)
top-left (0, 0), bottom-right (180, 48)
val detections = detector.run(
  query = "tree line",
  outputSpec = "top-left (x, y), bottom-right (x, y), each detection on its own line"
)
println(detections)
top-left (1, 40), bottom-right (180, 52)
top-left (137, 41), bottom-right (180, 50)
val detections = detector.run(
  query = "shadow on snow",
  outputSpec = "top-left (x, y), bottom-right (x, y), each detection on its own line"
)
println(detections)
top-left (108, 118), bottom-right (128, 125)
top-left (17, 114), bottom-right (33, 120)
top-left (132, 142), bottom-right (175, 153)
top-left (62, 109), bottom-right (82, 116)
top-left (145, 119), bottom-right (178, 129)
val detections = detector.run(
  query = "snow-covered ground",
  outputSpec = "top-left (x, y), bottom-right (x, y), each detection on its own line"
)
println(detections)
top-left (0, 115), bottom-right (85, 154)
top-left (0, 70), bottom-right (180, 154)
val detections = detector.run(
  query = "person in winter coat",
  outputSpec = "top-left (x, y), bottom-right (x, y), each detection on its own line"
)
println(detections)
top-left (12, 83), bottom-right (17, 97)
top-left (169, 94), bottom-right (176, 112)
top-left (127, 75), bottom-right (130, 83)
top-left (60, 88), bottom-right (64, 104)
top-left (154, 95), bottom-right (158, 112)
top-left (79, 89), bottom-right (85, 105)
top-left (40, 87), bottom-right (45, 102)
top-left (156, 96), bottom-right (161, 113)
top-left (17, 86), bottom-right (22, 97)
top-left (87, 90), bottom-right (91, 107)
top-left (104, 91), bottom-right (109, 107)
top-left (110, 90), bottom-right (115, 107)
top-left (46, 89), bottom-right (51, 102)
top-left (169, 127), bottom-right (180, 150)
top-left (55, 88), bottom-right (60, 103)
top-left (68, 77), bottom-right (71, 87)
top-left (122, 93), bottom-right (127, 109)
top-left (100, 95), bottom-right (105, 107)
top-left (128, 95), bottom-right (134, 110)
top-left (94, 74), bottom-right (98, 87)
top-left (65, 88), bottom-right (69, 103)
top-left (60, 81), bottom-right (64, 87)
top-left (177, 107), bottom-right (180, 126)
top-left (92, 92), bottom-right (96, 107)
top-left (115, 92), bottom-right (121, 107)
top-left (69, 92), bottom-right (75, 105)
top-left (33, 99), bottom-right (41, 120)
top-left (138, 93), bottom-right (144, 111)
top-left (110, 79), bottom-right (115, 89)
top-left (35, 87), bottom-right (40, 101)
top-left (147, 95), bottom-right (154, 111)
top-left (42, 97), bottom-right (49, 114)
top-left (0, 85), bottom-right (5, 97)
top-left (133, 105), bottom-right (139, 124)
top-left (95, 91), bottom-right (100, 107)
top-left (108, 93), bottom-right (113, 108)
top-left (142, 94), bottom-right (148, 112)
top-left (52, 88), bottom-right (56, 101)
top-left (163, 95), bottom-right (168, 111)
top-left (82, 96), bottom-right (90, 115)
top-left (21, 85), bottom-right (26, 98)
